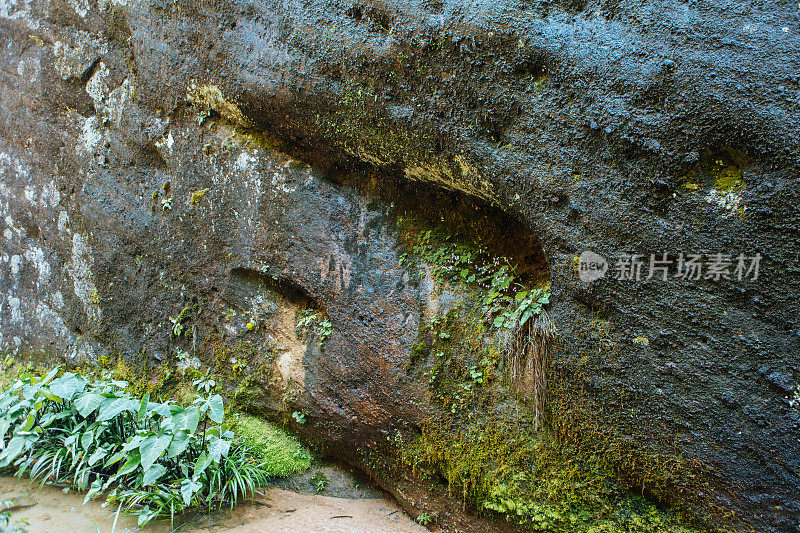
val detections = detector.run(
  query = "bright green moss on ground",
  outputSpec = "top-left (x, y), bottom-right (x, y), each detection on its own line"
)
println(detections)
top-left (392, 423), bottom-right (701, 532)
top-left (228, 413), bottom-right (312, 477)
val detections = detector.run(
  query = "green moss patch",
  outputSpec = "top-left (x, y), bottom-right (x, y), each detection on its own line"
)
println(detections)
top-left (387, 306), bottom-right (710, 531)
top-left (317, 81), bottom-right (437, 168)
top-left (380, 212), bottom-right (715, 531)
top-left (681, 152), bottom-right (745, 193)
top-left (393, 422), bottom-right (701, 532)
top-left (229, 413), bottom-right (312, 477)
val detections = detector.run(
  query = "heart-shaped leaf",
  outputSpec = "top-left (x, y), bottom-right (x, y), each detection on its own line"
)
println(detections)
top-left (172, 407), bottom-right (200, 433)
top-left (75, 393), bottom-right (104, 417)
top-left (207, 395), bottom-right (224, 424)
top-left (140, 434), bottom-right (172, 471)
top-left (143, 463), bottom-right (167, 486)
top-left (97, 398), bottom-right (140, 422)
top-left (117, 453), bottom-right (140, 477)
top-left (167, 431), bottom-right (192, 459)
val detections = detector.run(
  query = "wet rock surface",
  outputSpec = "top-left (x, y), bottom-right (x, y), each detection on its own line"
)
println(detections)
top-left (0, 0), bottom-right (798, 531)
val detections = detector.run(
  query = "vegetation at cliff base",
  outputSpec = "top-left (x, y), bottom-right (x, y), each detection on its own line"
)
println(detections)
top-left (0, 366), bottom-right (301, 526)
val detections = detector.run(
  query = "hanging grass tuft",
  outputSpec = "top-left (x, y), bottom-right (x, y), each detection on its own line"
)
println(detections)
top-left (503, 308), bottom-right (557, 429)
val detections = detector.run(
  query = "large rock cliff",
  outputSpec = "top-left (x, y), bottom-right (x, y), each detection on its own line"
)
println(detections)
top-left (0, 0), bottom-right (798, 530)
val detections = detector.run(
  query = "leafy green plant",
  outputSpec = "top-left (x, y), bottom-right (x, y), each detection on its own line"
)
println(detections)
top-left (416, 511), bottom-right (434, 525)
top-left (160, 197), bottom-right (172, 212)
top-left (0, 367), bottom-right (269, 526)
top-left (400, 219), bottom-right (551, 332)
top-left (195, 109), bottom-right (211, 126)
top-left (169, 316), bottom-right (183, 336)
top-left (291, 411), bottom-right (307, 424)
top-left (192, 370), bottom-right (217, 395)
top-left (468, 365), bottom-right (483, 385)
top-left (491, 287), bottom-right (550, 330)
top-left (318, 319), bottom-right (332, 339)
top-left (296, 310), bottom-right (315, 329)
top-left (309, 472), bottom-right (328, 493)
top-left (296, 310), bottom-right (332, 342)
top-left (190, 188), bottom-right (210, 204)
top-left (169, 303), bottom-right (194, 337)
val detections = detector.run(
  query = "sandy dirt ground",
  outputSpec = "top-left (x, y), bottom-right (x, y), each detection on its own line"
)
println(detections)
top-left (0, 476), bottom-right (429, 533)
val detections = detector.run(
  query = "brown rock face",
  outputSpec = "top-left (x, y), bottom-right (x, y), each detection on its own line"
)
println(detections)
top-left (0, 0), bottom-right (798, 531)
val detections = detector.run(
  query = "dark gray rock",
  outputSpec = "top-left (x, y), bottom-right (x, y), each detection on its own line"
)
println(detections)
top-left (0, 0), bottom-right (798, 531)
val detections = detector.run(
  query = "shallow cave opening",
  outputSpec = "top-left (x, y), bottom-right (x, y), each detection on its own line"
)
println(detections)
top-left (235, 106), bottom-right (549, 286)
top-left (327, 164), bottom-right (550, 286)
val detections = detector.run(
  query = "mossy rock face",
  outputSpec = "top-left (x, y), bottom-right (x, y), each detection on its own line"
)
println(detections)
top-left (0, 0), bottom-right (798, 531)
top-left (382, 294), bottom-right (708, 532)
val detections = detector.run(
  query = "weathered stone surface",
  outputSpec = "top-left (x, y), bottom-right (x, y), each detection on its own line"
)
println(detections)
top-left (0, 0), bottom-right (798, 531)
